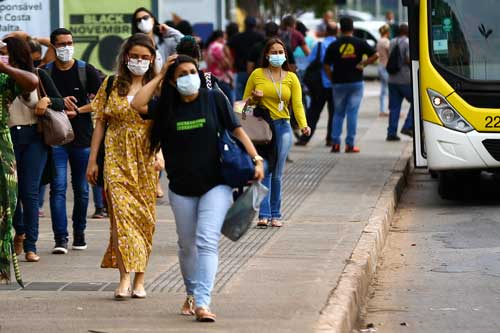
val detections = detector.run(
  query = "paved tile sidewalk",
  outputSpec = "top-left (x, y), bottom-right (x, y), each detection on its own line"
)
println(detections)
top-left (0, 82), bottom-right (411, 332)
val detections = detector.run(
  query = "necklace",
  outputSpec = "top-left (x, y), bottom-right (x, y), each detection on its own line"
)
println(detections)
top-left (268, 68), bottom-right (284, 112)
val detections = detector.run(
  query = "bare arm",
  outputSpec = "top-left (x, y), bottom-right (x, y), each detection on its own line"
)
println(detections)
top-left (301, 43), bottom-right (311, 56)
top-left (0, 62), bottom-right (38, 91)
top-left (86, 118), bottom-right (106, 185)
top-left (232, 127), bottom-right (264, 181)
top-left (323, 64), bottom-right (333, 82)
top-left (131, 75), bottom-right (163, 114)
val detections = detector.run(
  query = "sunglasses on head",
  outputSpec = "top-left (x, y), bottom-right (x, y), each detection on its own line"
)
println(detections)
top-left (135, 14), bottom-right (151, 23)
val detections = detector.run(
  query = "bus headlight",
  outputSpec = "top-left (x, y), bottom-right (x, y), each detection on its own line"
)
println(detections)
top-left (427, 89), bottom-right (473, 133)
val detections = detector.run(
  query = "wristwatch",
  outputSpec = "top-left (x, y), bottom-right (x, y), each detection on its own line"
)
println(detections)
top-left (252, 155), bottom-right (264, 164)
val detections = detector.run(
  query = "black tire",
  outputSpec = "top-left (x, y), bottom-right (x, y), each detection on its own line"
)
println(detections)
top-left (438, 171), bottom-right (460, 200)
top-left (438, 170), bottom-right (480, 200)
top-left (429, 170), bottom-right (438, 179)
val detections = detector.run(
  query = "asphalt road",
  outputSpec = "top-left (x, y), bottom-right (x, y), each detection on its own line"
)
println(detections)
top-left (360, 169), bottom-right (500, 333)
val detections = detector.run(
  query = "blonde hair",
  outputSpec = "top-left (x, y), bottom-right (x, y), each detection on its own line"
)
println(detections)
top-left (379, 24), bottom-right (390, 36)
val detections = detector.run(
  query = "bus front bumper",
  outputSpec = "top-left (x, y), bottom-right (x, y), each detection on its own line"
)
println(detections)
top-left (424, 121), bottom-right (500, 170)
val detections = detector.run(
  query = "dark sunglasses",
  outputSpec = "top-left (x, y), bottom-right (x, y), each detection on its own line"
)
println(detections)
top-left (135, 14), bottom-right (151, 23)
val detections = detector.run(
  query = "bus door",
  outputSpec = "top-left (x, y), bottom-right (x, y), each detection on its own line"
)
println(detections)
top-left (404, 0), bottom-right (428, 167)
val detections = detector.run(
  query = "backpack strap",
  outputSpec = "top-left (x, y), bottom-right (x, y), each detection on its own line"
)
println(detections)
top-left (76, 59), bottom-right (87, 95)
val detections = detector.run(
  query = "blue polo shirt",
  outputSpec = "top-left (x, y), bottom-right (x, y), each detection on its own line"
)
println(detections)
top-left (307, 36), bottom-right (336, 89)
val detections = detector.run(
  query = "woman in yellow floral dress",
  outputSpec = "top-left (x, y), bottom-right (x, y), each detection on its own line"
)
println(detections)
top-left (86, 33), bottom-right (157, 299)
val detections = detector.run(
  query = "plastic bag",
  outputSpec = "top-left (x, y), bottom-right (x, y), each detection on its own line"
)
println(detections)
top-left (222, 182), bottom-right (269, 241)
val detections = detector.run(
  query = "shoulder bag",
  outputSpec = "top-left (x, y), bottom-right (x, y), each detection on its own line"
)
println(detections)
top-left (209, 90), bottom-right (255, 188)
top-left (36, 70), bottom-right (75, 146)
top-left (234, 100), bottom-right (273, 145)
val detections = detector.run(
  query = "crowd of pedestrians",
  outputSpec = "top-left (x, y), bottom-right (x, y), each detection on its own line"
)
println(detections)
top-left (0, 7), bottom-right (413, 322)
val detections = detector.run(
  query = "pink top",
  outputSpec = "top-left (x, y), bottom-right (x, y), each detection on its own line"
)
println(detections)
top-left (376, 37), bottom-right (390, 66)
top-left (207, 40), bottom-right (231, 84)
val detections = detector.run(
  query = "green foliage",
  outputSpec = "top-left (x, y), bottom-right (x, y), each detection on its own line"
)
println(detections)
top-left (251, 0), bottom-right (336, 19)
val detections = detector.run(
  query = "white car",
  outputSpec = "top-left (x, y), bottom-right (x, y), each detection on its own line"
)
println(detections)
top-left (353, 20), bottom-right (386, 78)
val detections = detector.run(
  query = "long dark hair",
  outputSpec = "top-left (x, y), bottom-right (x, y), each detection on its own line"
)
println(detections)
top-left (150, 55), bottom-right (199, 152)
top-left (131, 7), bottom-right (162, 43)
top-left (115, 33), bottom-right (156, 96)
top-left (206, 30), bottom-right (224, 48)
top-left (260, 38), bottom-right (290, 71)
top-left (4, 37), bottom-right (35, 101)
top-left (4, 37), bottom-right (34, 73)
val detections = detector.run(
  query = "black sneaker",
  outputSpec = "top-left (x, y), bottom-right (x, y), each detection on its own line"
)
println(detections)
top-left (72, 233), bottom-right (87, 250)
top-left (401, 128), bottom-right (414, 137)
top-left (386, 135), bottom-right (401, 141)
top-left (52, 241), bottom-right (68, 254)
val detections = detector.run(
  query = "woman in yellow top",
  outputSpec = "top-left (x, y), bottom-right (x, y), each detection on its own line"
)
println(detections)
top-left (86, 33), bottom-right (157, 299)
top-left (244, 38), bottom-right (311, 227)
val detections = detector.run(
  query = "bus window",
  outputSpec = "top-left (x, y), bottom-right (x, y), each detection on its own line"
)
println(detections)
top-left (430, 0), bottom-right (500, 81)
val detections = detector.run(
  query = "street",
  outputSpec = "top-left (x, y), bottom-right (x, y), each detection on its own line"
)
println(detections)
top-left (361, 170), bottom-right (500, 333)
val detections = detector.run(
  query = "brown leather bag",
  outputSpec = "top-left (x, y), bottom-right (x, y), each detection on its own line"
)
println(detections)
top-left (234, 101), bottom-right (273, 145)
top-left (36, 70), bottom-right (74, 146)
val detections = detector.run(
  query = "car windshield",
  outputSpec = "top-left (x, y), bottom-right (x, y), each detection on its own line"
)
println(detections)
top-left (430, 0), bottom-right (500, 81)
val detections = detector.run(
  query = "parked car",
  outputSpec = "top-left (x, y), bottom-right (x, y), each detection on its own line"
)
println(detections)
top-left (353, 20), bottom-right (386, 78)
top-left (337, 9), bottom-right (374, 22)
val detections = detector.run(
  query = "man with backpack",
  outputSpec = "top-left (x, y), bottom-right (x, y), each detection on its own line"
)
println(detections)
top-left (43, 28), bottom-right (103, 254)
top-left (296, 20), bottom-right (337, 146)
top-left (386, 24), bottom-right (414, 141)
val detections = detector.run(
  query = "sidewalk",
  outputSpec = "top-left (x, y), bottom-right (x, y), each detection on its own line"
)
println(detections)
top-left (0, 82), bottom-right (411, 333)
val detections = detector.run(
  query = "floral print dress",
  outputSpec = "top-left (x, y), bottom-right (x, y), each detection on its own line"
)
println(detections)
top-left (91, 77), bottom-right (156, 273)
top-left (0, 73), bottom-right (18, 282)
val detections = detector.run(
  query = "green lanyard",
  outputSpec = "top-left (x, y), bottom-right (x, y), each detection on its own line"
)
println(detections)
top-left (268, 69), bottom-right (284, 111)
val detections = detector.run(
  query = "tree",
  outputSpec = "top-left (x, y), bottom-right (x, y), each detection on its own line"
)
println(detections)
top-left (237, 0), bottom-right (336, 20)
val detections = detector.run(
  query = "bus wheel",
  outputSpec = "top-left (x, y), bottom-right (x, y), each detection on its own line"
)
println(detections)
top-left (438, 171), bottom-right (460, 200)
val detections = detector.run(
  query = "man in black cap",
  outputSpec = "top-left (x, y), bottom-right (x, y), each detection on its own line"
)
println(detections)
top-left (227, 16), bottom-right (264, 100)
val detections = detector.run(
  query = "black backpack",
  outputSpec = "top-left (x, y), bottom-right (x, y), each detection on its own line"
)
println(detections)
top-left (303, 42), bottom-right (323, 92)
top-left (386, 39), bottom-right (403, 75)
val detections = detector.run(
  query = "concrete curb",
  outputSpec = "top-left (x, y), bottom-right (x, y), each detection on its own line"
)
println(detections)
top-left (315, 143), bottom-right (413, 333)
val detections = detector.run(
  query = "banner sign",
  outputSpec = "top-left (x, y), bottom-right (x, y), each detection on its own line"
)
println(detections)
top-left (63, 0), bottom-right (152, 73)
top-left (0, 0), bottom-right (51, 37)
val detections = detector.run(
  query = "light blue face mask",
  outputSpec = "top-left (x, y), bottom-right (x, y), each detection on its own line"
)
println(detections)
top-left (269, 54), bottom-right (286, 67)
top-left (176, 73), bottom-right (201, 96)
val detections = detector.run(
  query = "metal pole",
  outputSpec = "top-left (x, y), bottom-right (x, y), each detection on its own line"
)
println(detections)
top-left (375, 0), bottom-right (381, 19)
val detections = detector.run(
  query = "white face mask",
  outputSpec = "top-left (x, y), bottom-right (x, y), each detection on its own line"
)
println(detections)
top-left (176, 73), bottom-right (201, 96)
top-left (137, 18), bottom-right (154, 34)
top-left (56, 46), bottom-right (74, 63)
top-left (127, 58), bottom-right (150, 76)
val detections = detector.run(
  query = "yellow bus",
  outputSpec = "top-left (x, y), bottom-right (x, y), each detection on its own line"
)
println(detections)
top-left (404, 0), bottom-right (500, 198)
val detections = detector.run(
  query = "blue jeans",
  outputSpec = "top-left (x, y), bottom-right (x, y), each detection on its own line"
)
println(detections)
top-left (11, 126), bottom-right (47, 253)
top-left (378, 65), bottom-right (389, 113)
top-left (50, 145), bottom-right (90, 242)
top-left (234, 71), bottom-right (249, 101)
top-left (168, 185), bottom-right (233, 308)
top-left (331, 82), bottom-right (364, 146)
top-left (388, 83), bottom-right (414, 137)
top-left (92, 185), bottom-right (104, 210)
top-left (259, 119), bottom-right (292, 220)
top-left (39, 184), bottom-right (46, 208)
